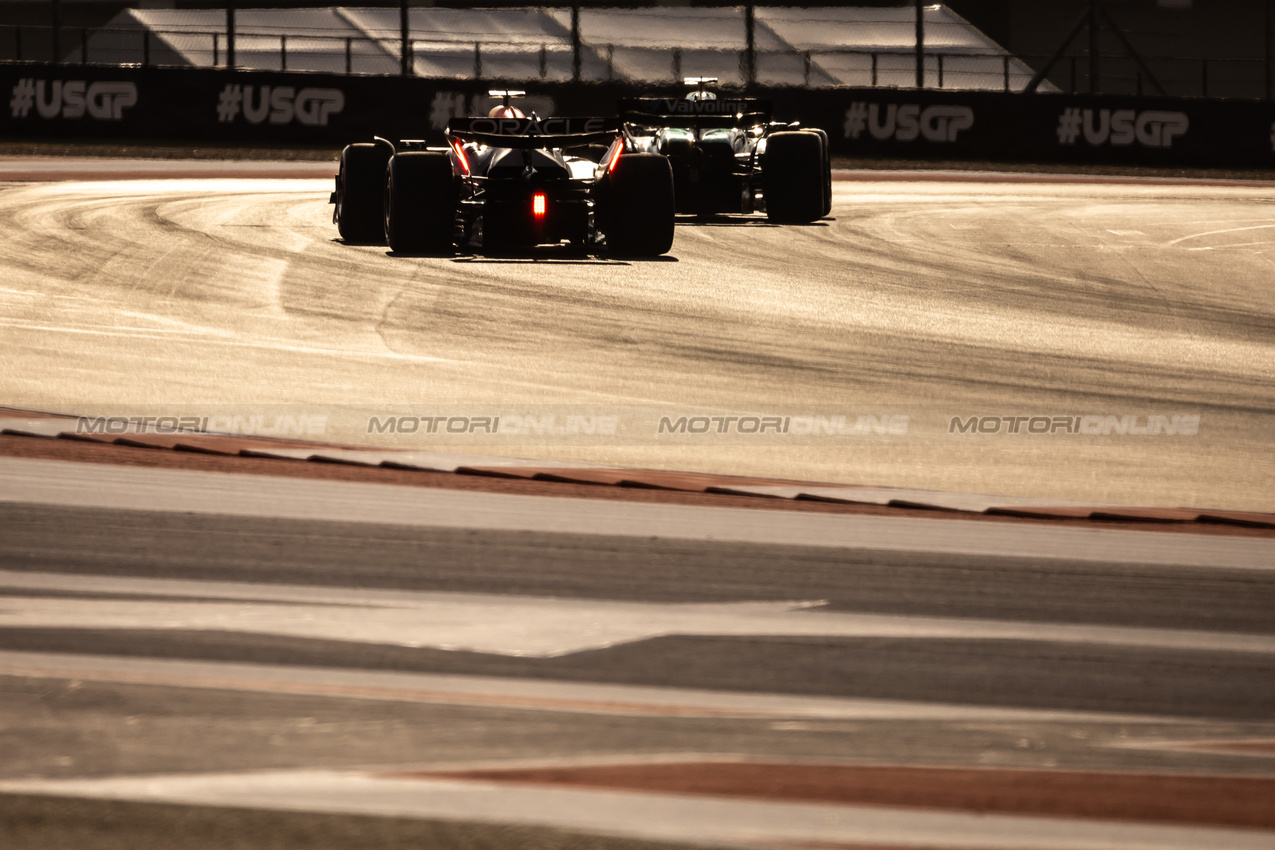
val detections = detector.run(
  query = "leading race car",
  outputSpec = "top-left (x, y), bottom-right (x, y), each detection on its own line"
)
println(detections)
top-left (619, 77), bottom-right (831, 223)
top-left (330, 93), bottom-right (675, 257)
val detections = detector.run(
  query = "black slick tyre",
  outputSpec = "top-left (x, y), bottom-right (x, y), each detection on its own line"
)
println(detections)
top-left (336, 143), bottom-right (390, 244)
top-left (384, 152), bottom-right (456, 255)
top-left (808, 127), bottom-right (833, 218)
top-left (599, 153), bottom-right (675, 256)
top-left (763, 131), bottom-right (825, 224)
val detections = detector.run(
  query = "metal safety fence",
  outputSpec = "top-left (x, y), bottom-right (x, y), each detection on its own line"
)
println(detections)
top-left (0, 12), bottom-right (1270, 99)
top-left (0, 23), bottom-right (1042, 92)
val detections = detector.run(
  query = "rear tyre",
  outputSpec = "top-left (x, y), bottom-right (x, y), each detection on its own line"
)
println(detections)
top-left (384, 152), bottom-right (456, 255)
top-left (599, 153), bottom-right (675, 256)
top-left (808, 128), bottom-right (833, 218)
top-left (763, 131), bottom-right (824, 224)
top-left (336, 143), bottom-right (390, 244)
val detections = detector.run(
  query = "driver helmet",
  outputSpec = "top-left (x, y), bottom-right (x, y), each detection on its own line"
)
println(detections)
top-left (488, 105), bottom-right (526, 119)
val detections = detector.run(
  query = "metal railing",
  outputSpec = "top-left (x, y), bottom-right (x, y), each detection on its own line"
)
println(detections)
top-left (1017, 51), bottom-right (1271, 100)
top-left (0, 24), bottom-right (1035, 91)
top-left (0, 26), bottom-right (394, 76)
top-left (1, 23), bottom-right (1270, 98)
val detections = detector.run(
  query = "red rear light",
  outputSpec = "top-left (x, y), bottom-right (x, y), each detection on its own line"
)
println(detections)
top-left (532, 192), bottom-right (546, 218)
top-left (451, 141), bottom-right (470, 175)
top-left (606, 143), bottom-right (622, 174)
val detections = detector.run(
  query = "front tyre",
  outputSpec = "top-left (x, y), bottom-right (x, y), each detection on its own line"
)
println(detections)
top-left (599, 153), bottom-right (675, 257)
top-left (384, 152), bottom-right (456, 255)
top-left (763, 131), bottom-right (825, 224)
top-left (336, 143), bottom-right (391, 245)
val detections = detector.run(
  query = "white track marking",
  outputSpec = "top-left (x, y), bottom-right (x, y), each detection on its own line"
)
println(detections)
top-left (0, 650), bottom-right (1183, 723)
top-left (2, 571), bottom-right (1271, 658)
top-left (0, 319), bottom-right (453, 361)
top-left (0, 159), bottom-right (334, 178)
top-left (1167, 224), bottom-right (1275, 246)
top-left (34, 178), bottom-right (331, 195)
top-left (1187, 241), bottom-right (1275, 252)
top-left (1, 457), bottom-right (1271, 569)
top-left (1, 770), bottom-right (1269, 850)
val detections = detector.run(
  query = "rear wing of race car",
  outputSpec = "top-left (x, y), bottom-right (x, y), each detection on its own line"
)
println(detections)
top-left (447, 116), bottom-right (621, 149)
top-left (618, 97), bottom-right (773, 129)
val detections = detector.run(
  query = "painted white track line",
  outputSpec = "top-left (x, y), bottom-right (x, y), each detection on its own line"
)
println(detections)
top-left (2, 571), bottom-right (1271, 658)
top-left (1, 457), bottom-right (1271, 569)
top-left (0, 651), bottom-right (1185, 724)
top-left (0, 158), bottom-right (335, 178)
top-left (1, 769), bottom-right (1270, 850)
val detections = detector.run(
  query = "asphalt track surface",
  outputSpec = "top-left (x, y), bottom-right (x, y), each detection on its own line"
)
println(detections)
top-left (0, 163), bottom-right (1273, 510)
top-left (0, 456), bottom-right (1274, 849)
top-left (1, 161), bottom-right (1274, 849)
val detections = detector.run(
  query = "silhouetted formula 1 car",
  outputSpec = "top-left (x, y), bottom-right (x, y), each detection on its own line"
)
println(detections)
top-left (330, 98), bottom-right (675, 257)
top-left (620, 78), bottom-right (831, 222)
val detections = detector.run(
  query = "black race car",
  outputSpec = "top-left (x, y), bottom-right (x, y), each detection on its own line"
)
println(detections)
top-left (620, 78), bottom-right (831, 223)
top-left (330, 97), bottom-right (675, 257)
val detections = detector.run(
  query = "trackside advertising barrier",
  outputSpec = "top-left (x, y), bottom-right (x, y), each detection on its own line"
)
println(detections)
top-left (3, 62), bottom-right (1274, 168)
top-left (816, 89), bottom-right (1275, 169)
